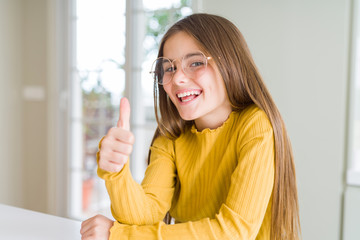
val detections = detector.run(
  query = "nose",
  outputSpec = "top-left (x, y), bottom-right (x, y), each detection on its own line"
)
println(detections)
top-left (172, 66), bottom-right (189, 85)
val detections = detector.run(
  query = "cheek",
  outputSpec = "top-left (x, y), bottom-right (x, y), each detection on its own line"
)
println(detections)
top-left (162, 85), bottom-right (177, 102)
top-left (200, 72), bottom-right (222, 94)
top-left (163, 85), bottom-right (171, 96)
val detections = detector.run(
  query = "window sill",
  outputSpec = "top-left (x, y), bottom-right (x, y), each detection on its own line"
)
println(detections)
top-left (347, 170), bottom-right (360, 186)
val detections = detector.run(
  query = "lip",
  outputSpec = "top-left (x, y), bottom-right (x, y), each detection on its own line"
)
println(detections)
top-left (175, 88), bottom-right (202, 95)
top-left (175, 88), bottom-right (202, 105)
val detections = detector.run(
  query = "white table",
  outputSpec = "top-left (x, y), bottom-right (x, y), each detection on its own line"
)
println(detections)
top-left (0, 204), bottom-right (82, 240)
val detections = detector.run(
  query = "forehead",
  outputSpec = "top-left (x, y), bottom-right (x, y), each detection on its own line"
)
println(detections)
top-left (163, 32), bottom-right (202, 59)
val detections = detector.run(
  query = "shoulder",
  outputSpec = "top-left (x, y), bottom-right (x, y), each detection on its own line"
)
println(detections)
top-left (151, 134), bottom-right (175, 157)
top-left (233, 105), bottom-right (274, 143)
top-left (235, 105), bottom-right (272, 130)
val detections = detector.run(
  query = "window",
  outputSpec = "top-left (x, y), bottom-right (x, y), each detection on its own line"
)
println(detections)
top-left (347, 0), bottom-right (360, 186)
top-left (68, 0), bottom-right (195, 220)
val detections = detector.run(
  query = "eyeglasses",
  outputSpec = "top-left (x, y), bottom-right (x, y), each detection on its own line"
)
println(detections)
top-left (149, 51), bottom-right (212, 85)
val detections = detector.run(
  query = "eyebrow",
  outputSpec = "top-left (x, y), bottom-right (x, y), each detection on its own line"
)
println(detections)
top-left (166, 52), bottom-right (204, 61)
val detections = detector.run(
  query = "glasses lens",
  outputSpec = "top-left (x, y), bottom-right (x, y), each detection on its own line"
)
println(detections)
top-left (182, 53), bottom-right (208, 79)
top-left (150, 52), bottom-right (208, 85)
top-left (150, 57), bottom-right (173, 85)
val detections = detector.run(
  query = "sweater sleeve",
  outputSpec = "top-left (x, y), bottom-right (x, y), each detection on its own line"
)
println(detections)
top-left (97, 135), bottom-right (177, 225)
top-left (108, 111), bottom-right (275, 240)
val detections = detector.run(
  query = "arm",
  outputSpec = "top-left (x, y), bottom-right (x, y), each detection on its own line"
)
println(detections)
top-left (108, 112), bottom-right (275, 239)
top-left (98, 135), bottom-right (177, 225)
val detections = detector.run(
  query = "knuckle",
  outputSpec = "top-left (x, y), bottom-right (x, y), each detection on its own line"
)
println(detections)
top-left (114, 143), bottom-right (123, 153)
top-left (99, 159), bottom-right (111, 171)
top-left (93, 215), bottom-right (101, 223)
top-left (101, 137), bottom-right (111, 146)
top-left (109, 163), bottom-right (121, 172)
top-left (111, 151), bottom-right (120, 160)
top-left (107, 127), bottom-right (117, 136)
top-left (99, 151), bottom-right (109, 162)
top-left (100, 152), bottom-right (126, 172)
top-left (128, 132), bottom-right (135, 144)
top-left (113, 165), bottom-right (121, 172)
top-left (99, 150), bottom-right (105, 159)
top-left (120, 155), bottom-right (128, 165)
top-left (125, 145), bottom-right (133, 155)
top-left (98, 161), bottom-right (106, 170)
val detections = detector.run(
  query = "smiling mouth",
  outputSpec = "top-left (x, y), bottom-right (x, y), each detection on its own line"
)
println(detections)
top-left (176, 90), bottom-right (202, 103)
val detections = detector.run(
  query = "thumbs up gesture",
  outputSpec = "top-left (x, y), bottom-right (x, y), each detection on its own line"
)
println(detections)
top-left (98, 97), bottom-right (135, 172)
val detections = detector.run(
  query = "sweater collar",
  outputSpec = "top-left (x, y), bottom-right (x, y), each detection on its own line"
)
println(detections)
top-left (190, 111), bottom-right (235, 135)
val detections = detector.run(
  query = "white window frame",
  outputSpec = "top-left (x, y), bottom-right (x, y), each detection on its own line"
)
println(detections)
top-left (47, 0), bottom-right (72, 217)
top-left (347, 0), bottom-right (360, 186)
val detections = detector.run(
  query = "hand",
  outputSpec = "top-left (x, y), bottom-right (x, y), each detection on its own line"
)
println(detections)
top-left (98, 97), bottom-right (135, 172)
top-left (80, 214), bottom-right (114, 240)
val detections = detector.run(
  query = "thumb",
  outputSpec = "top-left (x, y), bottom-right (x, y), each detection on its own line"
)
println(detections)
top-left (117, 97), bottom-right (131, 130)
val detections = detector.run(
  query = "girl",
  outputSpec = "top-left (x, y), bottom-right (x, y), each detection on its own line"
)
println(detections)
top-left (80, 13), bottom-right (301, 240)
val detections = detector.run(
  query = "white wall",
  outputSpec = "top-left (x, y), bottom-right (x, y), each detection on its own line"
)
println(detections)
top-left (21, 0), bottom-right (49, 213)
top-left (0, 0), bottom-right (48, 213)
top-left (0, 0), bottom-right (24, 207)
top-left (1, 0), bottom-right (357, 238)
top-left (202, 0), bottom-right (350, 239)
top-left (343, 186), bottom-right (360, 240)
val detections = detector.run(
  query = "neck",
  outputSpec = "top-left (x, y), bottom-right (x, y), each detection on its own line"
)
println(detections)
top-left (194, 107), bottom-right (232, 131)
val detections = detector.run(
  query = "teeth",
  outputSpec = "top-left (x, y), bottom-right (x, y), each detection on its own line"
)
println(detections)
top-left (177, 90), bottom-right (201, 98)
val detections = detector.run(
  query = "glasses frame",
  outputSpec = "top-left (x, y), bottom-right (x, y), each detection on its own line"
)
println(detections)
top-left (149, 51), bottom-right (212, 85)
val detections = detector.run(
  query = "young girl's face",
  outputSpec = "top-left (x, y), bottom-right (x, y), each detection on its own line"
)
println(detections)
top-left (162, 31), bottom-right (232, 131)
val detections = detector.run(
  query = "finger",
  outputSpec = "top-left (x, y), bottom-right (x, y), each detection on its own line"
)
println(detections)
top-left (80, 217), bottom-right (94, 235)
top-left (106, 128), bottom-right (135, 144)
top-left (99, 155), bottom-right (126, 172)
top-left (80, 215), bottom-right (113, 240)
top-left (80, 228), bottom-right (93, 239)
top-left (81, 228), bottom-right (97, 240)
top-left (110, 140), bottom-right (133, 155)
top-left (117, 97), bottom-right (131, 130)
top-left (100, 150), bottom-right (128, 165)
top-left (106, 163), bottom-right (124, 173)
top-left (80, 215), bottom-right (107, 236)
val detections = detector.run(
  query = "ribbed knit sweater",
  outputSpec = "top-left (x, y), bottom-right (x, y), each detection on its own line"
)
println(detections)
top-left (97, 105), bottom-right (275, 239)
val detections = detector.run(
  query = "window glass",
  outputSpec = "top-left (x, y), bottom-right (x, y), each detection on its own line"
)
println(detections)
top-left (70, 0), bottom-right (193, 220)
top-left (352, 32), bottom-right (360, 171)
top-left (142, 0), bottom-right (193, 122)
top-left (71, 0), bottom-right (126, 219)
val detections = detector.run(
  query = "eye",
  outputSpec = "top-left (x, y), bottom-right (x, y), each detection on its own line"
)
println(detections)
top-left (164, 66), bottom-right (176, 73)
top-left (190, 61), bottom-right (205, 67)
top-left (162, 62), bottom-right (175, 73)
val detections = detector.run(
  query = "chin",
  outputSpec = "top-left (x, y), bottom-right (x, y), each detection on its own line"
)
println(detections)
top-left (178, 112), bottom-right (197, 121)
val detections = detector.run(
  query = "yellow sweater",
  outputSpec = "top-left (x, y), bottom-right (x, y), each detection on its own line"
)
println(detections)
top-left (97, 105), bottom-right (275, 239)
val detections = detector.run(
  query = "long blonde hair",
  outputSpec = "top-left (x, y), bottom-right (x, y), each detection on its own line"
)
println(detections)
top-left (149, 13), bottom-right (301, 239)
